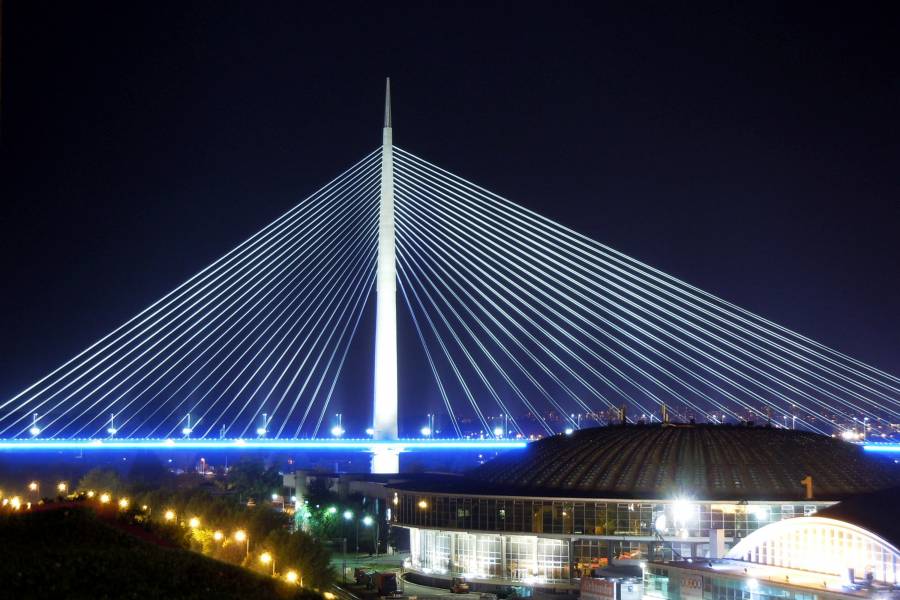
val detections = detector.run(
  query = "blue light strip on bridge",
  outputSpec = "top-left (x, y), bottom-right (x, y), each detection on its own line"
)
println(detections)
top-left (862, 444), bottom-right (900, 454)
top-left (0, 438), bottom-right (528, 451)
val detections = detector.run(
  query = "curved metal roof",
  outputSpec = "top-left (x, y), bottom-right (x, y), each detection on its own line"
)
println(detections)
top-left (458, 425), bottom-right (900, 501)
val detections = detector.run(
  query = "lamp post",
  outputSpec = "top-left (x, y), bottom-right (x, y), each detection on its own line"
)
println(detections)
top-left (260, 551), bottom-right (275, 576)
top-left (234, 530), bottom-right (250, 559)
top-left (28, 481), bottom-right (39, 500)
top-left (363, 514), bottom-right (378, 556)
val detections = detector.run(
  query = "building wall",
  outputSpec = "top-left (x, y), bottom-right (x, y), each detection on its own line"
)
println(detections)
top-left (408, 527), bottom-right (571, 584)
top-left (393, 491), bottom-right (834, 583)
top-left (394, 491), bottom-right (830, 540)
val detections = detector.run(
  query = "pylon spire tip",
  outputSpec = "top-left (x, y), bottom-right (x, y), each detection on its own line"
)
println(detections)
top-left (384, 77), bottom-right (392, 128)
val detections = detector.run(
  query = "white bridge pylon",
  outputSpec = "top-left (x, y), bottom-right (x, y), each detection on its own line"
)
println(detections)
top-left (372, 78), bottom-right (400, 473)
top-left (2, 81), bottom-right (900, 473)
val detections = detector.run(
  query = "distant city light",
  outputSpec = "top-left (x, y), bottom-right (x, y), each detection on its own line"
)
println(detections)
top-left (564, 428), bottom-right (574, 435)
top-left (29, 426), bottom-right (41, 437)
top-left (493, 426), bottom-right (504, 437)
top-left (420, 426), bottom-right (432, 437)
top-left (330, 426), bottom-right (345, 437)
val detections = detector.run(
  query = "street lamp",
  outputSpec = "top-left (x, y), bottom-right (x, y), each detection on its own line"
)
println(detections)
top-left (234, 530), bottom-right (250, 558)
top-left (260, 551), bottom-right (275, 576)
top-left (57, 482), bottom-right (67, 495)
top-left (331, 413), bottom-right (344, 437)
top-left (285, 570), bottom-right (299, 585)
top-left (164, 509), bottom-right (176, 522)
top-left (188, 517), bottom-right (200, 529)
top-left (99, 493), bottom-right (111, 504)
top-left (28, 481), bottom-right (39, 497)
top-left (118, 498), bottom-right (129, 510)
top-left (343, 509), bottom-right (353, 520)
top-left (363, 515), bottom-right (378, 556)
top-left (213, 530), bottom-right (224, 542)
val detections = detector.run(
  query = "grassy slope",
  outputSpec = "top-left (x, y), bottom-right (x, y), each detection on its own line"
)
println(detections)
top-left (0, 507), bottom-right (320, 600)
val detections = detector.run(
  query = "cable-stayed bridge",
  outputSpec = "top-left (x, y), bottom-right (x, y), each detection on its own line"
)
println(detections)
top-left (3, 81), bottom-right (899, 472)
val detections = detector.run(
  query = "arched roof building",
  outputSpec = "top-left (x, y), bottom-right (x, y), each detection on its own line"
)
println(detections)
top-left (388, 425), bottom-right (900, 587)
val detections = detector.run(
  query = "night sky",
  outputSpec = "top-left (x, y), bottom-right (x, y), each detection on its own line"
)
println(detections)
top-left (1, 3), bottom-right (898, 430)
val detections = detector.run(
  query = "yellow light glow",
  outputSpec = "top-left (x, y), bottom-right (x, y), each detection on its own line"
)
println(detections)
top-left (323, 592), bottom-right (336, 599)
top-left (87, 490), bottom-right (95, 498)
top-left (1, 498), bottom-right (7, 506)
top-left (57, 482), bottom-right (67, 493)
top-left (99, 493), bottom-right (111, 504)
top-left (118, 498), bottom-right (129, 509)
top-left (28, 482), bottom-right (38, 491)
top-left (141, 505), bottom-right (148, 511)
top-left (260, 551), bottom-right (272, 564)
top-left (188, 517), bottom-right (200, 528)
top-left (164, 509), bottom-right (176, 521)
top-left (285, 570), bottom-right (298, 584)
top-left (418, 499), bottom-right (428, 509)
top-left (234, 529), bottom-right (247, 542)
top-left (11, 496), bottom-right (21, 509)
top-left (213, 530), bottom-right (224, 541)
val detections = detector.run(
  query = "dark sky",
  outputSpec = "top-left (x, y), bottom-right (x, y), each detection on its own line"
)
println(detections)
top-left (1, 2), bottom-right (898, 426)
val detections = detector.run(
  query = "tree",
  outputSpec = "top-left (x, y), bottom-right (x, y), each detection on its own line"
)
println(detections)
top-left (263, 529), bottom-right (335, 589)
top-left (78, 467), bottom-right (124, 495)
top-left (227, 458), bottom-right (281, 503)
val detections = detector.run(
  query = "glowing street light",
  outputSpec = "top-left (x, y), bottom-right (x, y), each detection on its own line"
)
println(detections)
top-left (118, 498), bottom-right (129, 510)
top-left (234, 530), bottom-right (250, 558)
top-left (362, 515), bottom-right (374, 526)
top-left (188, 517), bottom-right (200, 528)
top-left (417, 499), bottom-right (428, 509)
top-left (564, 427), bottom-right (574, 435)
top-left (57, 482), bottom-right (68, 494)
top-left (285, 570), bottom-right (299, 584)
top-left (28, 481), bottom-right (39, 494)
top-left (420, 426), bottom-right (432, 437)
top-left (343, 509), bottom-right (353, 521)
top-left (327, 506), bottom-right (337, 515)
top-left (87, 490), bottom-right (95, 499)
top-left (260, 551), bottom-right (275, 575)
top-left (331, 413), bottom-right (344, 437)
top-left (493, 426), bottom-right (504, 437)
top-left (29, 414), bottom-right (41, 437)
top-left (99, 493), bottom-right (111, 504)
top-left (164, 510), bottom-right (176, 522)
top-left (213, 530), bottom-right (224, 541)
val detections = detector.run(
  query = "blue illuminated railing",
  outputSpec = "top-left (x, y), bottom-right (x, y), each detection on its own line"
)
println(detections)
top-left (0, 438), bottom-right (529, 451)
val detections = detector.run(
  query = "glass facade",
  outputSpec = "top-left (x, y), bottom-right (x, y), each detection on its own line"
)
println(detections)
top-left (394, 491), bottom-right (833, 583)
top-left (645, 565), bottom-right (834, 600)
top-left (396, 493), bottom-right (826, 540)
top-left (408, 527), bottom-right (571, 583)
